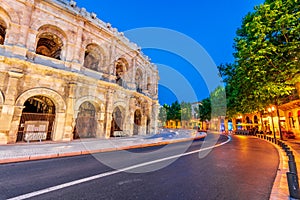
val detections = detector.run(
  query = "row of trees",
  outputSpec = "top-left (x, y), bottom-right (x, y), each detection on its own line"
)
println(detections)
top-left (218, 0), bottom-right (300, 117)
top-left (158, 85), bottom-right (227, 127)
top-left (217, 0), bottom-right (299, 138)
top-left (158, 98), bottom-right (212, 125)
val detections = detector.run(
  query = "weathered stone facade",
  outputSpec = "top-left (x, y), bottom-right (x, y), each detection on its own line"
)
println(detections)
top-left (0, 0), bottom-right (159, 144)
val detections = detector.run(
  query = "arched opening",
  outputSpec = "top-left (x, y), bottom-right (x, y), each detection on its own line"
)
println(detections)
top-left (0, 19), bottom-right (6, 45)
top-left (111, 107), bottom-right (123, 137)
top-left (146, 116), bottom-right (150, 135)
top-left (246, 116), bottom-right (251, 123)
top-left (133, 109), bottom-right (142, 135)
top-left (254, 115), bottom-right (258, 124)
top-left (36, 32), bottom-right (63, 60)
top-left (84, 44), bottom-right (102, 71)
top-left (115, 58), bottom-right (128, 86)
top-left (147, 77), bottom-right (151, 91)
top-left (135, 69), bottom-right (143, 93)
top-left (17, 96), bottom-right (56, 142)
top-left (73, 102), bottom-right (97, 139)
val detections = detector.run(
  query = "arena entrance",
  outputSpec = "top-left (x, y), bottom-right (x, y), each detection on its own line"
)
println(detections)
top-left (110, 107), bottom-right (123, 137)
top-left (133, 110), bottom-right (142, 135)
top-left (73, 102), bottom-right (97, 139)
top-left (17, 96), bottom-right (55, 142)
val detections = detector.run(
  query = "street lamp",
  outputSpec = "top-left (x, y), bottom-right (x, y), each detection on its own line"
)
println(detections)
top-left (267, 106), bottom-right (276, 141)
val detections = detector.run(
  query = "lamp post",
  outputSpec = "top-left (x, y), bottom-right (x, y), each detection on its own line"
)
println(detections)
top-left (268, 106), bottom-right (276, 141)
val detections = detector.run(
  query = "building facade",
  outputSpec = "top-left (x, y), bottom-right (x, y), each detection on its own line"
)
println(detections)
top-left (0, 0), bottom-right (159, 144)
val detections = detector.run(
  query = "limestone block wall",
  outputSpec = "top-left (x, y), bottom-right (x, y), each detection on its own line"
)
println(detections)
top-left (0, 0), bottom-right (159, 144)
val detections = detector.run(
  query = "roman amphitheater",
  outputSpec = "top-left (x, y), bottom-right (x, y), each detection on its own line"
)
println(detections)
top-left (0, 0), bottom-right (159, 144)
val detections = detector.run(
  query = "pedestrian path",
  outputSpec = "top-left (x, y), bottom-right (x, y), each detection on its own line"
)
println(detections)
top-left (0, 129), bottom-right (206, 164)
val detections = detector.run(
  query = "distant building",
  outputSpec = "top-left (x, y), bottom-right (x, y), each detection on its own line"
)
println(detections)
top-left (0, 0), bottom-right (159, 144)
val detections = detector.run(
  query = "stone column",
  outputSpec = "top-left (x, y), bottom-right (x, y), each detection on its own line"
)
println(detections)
top-left (127, 57), bottom-right (137, 90)
top-left (71, 24), bottom-right (84, 65)
top-left (52, 112), bottom-right (66, 141)
top-left (26, 29), bottom-right (39, 52)
top-left (104, 89), bottom-right (114, 138)
top-left (151, 101), bottom-right (159, 134)
top-left (0, 70), bottom-right (23, 143)
top-left (63, 82), bottom-right (76, 141)
top-left (107, 40), bottom-right (117, 82)
top-left (126, 97), bottom-right (136, 136)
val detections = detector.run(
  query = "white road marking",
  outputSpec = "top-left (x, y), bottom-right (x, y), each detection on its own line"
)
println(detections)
top-left (8, 136), bottom-right (231, 200)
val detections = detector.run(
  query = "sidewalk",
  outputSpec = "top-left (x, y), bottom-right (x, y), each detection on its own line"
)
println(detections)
top-left (0, 130), bottom-right (206, 164)
top-left (252, 135), bottom-right (300, 200)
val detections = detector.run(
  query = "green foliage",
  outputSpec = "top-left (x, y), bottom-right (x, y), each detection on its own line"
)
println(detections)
top-left (181, 101), bottom-right (192, 121)
top-left (219, 0), bottom-right (300, 116)
top-left (158, 101), bottom-right (191, 122)
top-left (210, 86), bottom-right (227, 117)
top-left (198, 97), bottom-right (211, 122)
top-left (158, 104), bottom-right (168, 123)
top-left (168, 101), bottom-right (181, 121)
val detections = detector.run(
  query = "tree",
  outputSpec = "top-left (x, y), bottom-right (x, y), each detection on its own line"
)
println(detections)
top-left (181, 101), bottom-right (192, 121)
top-left (158, 104), bottom-right (168, 124)
top-left (219, 0), bottom-right (300, 115)
top-left (218, 0), bottom-right (300, 139)
top-left (168, 101), bottom-right (181, 122)
top-left (198, 97), bottom-right (211, 123)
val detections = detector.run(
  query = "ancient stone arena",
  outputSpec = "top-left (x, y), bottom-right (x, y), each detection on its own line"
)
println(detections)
top-left (0, 0), bottom-right (159, 144)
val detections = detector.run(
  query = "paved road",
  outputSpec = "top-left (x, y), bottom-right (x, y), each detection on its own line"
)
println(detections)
top-left (0, 134), bottom-right (279, 200)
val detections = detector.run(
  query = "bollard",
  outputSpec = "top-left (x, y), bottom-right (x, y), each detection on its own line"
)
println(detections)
top-left (289, 154), bottom-right (295, 162)
top-left (289, 161), bottom-right (298, 175)
top-left (287, 172), bottom-right (300, 199)
top-left (286, 150), bottom-right (292, 156)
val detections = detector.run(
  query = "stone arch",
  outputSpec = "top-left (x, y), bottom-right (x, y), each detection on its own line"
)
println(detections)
top-left (133, 109), bottom-right (142, 135)
top-left (0, 6), bottom-right (12, 46)
top-left (146, 76), bottom-right (151, 91)
top-left (74, 96), bottom-right (105, 114)
top-left (83, 43), bottom-right (104, 71)
top-left (146, 115), bottom-right (151, 135)
top-left (0, 18), bottom-right (6, 45)
top-left (15, 89), bottom-right (66, 142)
top-left (73, 101), bottom-right (97, 139)
top-left (111, 105), bottom-right (125, 136)
top-left (81, 39), bottom-right (108, 66)
top-left (135, 68), bottom-right (143, 92)
top-left (115, 57), bottom-right (129, 86)
top-left (16, 88), bottom-right (66, 113)
top-left (73, 96), bottom-right (105, 139)
top-left (35, 24), bottom-right (68, 60)
top-left (0, 2), bottom-right (20, 24)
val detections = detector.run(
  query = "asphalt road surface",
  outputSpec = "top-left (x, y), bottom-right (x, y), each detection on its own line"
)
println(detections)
top-left (0, 134), bottom-right (279, 200)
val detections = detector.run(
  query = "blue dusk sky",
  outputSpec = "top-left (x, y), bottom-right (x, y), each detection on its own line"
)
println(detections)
top-left (75, 0), bottom-right (264, 105)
